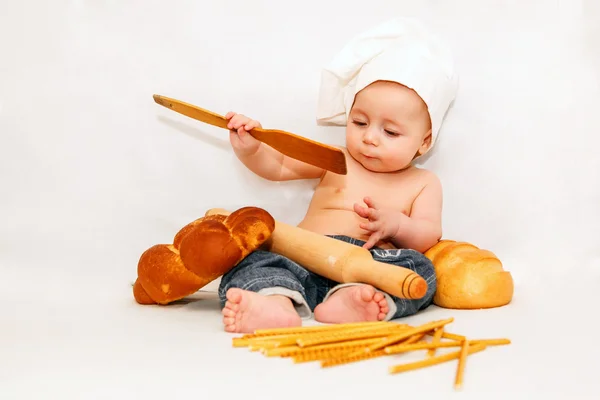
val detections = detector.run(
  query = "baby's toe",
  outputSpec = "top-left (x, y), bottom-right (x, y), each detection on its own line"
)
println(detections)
top-left (222, 308), bottom-right (235, 317)
top-left (225, 301), bottom-right (239, 312)
top-left (359, 285), bottom-right (376, 302)
top-left (373, 292), bottom-right (384, 302)
top-left (226, 288), bottom-right (243, 303)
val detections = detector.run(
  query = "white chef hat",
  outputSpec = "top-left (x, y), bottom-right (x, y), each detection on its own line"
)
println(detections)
top-left (316, 17), bottom-right (459, 154)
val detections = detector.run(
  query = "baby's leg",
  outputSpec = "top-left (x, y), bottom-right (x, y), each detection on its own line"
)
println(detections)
top-left (218, 250), bottom-right (324, 333)
top-left (315, 248), bottom-right (436, 323)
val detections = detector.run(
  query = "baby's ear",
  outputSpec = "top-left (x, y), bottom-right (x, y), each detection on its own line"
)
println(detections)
top-left (417, 129), bottom-right (433, 155)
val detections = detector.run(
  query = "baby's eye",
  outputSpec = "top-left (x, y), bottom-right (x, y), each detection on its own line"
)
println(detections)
top-left (352, 120), bottom-right (367, 126)
top-left (385, 130), bottom-right (400, 136)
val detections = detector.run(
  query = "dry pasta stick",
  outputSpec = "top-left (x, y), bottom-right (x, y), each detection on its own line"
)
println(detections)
top-left (233, 333), bottom-right (298, 347)
top-left (236, 322), bottom-right (408, 350)
top-left (263, 345), bottom-right (302, 357)
top-left (297, 324), bottom-right (408, 347)
top-left (427, 327), bottom-right (445, 357)
top-left (389, 343), bottom-right (487, 374)
top-left (470, 338), bottom-right (511, 346)
top-left (362, 318), bottom-right (454, 353)
top-left (454, 340), bottom-right (470, 389)
top-left (406, 332), bottom-right (427, 343)
top-left (332, 332), bottom-right (426, 366)
top-left (383, 337), bottom-right (510, 355)
top-left (233, 321), bottom-right (393, 345)
top-left (293, 348), bottom-right (359, 363)
top-left (384, 340), bottom-right (463, 355)
top-left (253, 323), bottom-right (403, 348)
top-left (321, 349), bottom-right (389, 368)
top-left (265, 337), bottom-right (383, 357)
top-left (430, 330), bottom-right (466, 341)
top-left (253, 321), bottom-right (393, 337)
top-left (235, 335), bottom-right (302, 348)
top-left (233, 321), bottom-right (394, 345)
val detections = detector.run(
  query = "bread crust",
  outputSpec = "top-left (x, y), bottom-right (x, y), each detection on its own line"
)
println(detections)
top-left (424, 240), bottom-right (514, 309)
top-left (133, 207), bottom-right (275, 305)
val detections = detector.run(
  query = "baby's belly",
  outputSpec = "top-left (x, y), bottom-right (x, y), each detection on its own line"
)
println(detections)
top-left (297, 208), bottom-right (396, 249)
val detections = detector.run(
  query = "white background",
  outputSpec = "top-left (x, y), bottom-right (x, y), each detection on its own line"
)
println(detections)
top-left (2, 0), bottom-right (599, 398)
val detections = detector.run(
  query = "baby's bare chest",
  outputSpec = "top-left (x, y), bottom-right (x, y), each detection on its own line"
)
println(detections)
top-left (317, 170), bottom-right (426, 214)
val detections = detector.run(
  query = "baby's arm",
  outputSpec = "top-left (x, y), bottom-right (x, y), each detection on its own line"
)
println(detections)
top-left (227, 112), bottom-right (325, 181)
top-left (391, 175), bottom-right (443, 252)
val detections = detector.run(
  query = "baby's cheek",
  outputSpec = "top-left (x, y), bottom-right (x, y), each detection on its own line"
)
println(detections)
top-left (388, 150), bottom-right (414, 168)
top-left (345, 129), bottom-right (359, 145)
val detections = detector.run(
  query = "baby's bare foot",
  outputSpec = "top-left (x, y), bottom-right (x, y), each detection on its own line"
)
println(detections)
top-left (221, 288), bottom-right (302, 333)
top-left (314, 285), bottom-right (389, 324)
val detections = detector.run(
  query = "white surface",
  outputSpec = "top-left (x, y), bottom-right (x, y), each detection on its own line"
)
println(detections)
top-left (1, 0), bottom-right (600, 398)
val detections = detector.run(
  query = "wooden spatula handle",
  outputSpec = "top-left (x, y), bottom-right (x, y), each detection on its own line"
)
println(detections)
top-left (153, 95), bottom-right (230, 130)
top-left (153, 94), bottom-right (348, 175)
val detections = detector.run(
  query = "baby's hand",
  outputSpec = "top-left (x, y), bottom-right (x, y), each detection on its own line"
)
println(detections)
top-left (226, 112), bottom-right (262, 156)
top-left (354, 197), bottom-right (401, 250)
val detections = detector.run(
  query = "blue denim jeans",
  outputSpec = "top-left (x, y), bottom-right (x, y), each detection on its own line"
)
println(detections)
top-left (218, 235), bottom-right (437, 321)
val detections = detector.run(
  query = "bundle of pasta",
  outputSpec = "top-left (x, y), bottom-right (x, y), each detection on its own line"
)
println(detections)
top-left (232, 318), bottom-right (510, 390)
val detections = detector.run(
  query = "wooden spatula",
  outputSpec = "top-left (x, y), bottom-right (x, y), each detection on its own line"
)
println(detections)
top-left (153, 94), bottom-right (347, 175)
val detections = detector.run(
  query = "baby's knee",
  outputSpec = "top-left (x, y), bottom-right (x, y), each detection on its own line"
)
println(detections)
top-left (221, 250), bottom-right (272, 276)
top-left (401, 250), bottom-right (436, 275)
top-left (392, 250), bottom-right (437, 305)
top-left (411, 251), bottom-right (437, 299)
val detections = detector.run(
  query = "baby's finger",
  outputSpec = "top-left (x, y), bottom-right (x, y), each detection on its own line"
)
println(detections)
top-left (367, 208), bottom-right (379, 221)
top-left (363, 196), bottom-right (378, 210)
top-left (244, 120), bottom-right (259, 132)
top-left (353, 203), bottom-right (370, 218)
top-left (355, 204), bottom-right (376, 220)
top-left (229, 114), bottom-right (248, 130)
top-left (363, 232), bottom-right (381, 250)
top-left (360, 220), bottom-right (380, 232)
top-left (226, 113), bottom-right (237, 129)
top-left (229, 116), bottom-right (241, 129)
top-left (237, 126), bottom-right (247, 137)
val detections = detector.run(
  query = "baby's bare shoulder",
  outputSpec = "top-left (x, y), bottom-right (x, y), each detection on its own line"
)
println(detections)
top-left (395, 168), bottom-right (442, 202)
top-left (409, 168), bottom-right (443, 204)
top-left (412, 167), bottom-right (441, 185)
top-left (397, 166), bottom-right (441, 186)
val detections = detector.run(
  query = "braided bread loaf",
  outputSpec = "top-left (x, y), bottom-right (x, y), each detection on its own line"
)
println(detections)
top-left (133, 206), bottom-right (275, 305)
top-left (424, 240), bottom-right (514, 309)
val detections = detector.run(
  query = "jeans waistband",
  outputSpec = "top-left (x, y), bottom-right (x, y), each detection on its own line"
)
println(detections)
top-left (326, 234), bottom-right (368, 248)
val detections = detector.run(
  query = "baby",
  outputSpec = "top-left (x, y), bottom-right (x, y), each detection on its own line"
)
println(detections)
top-left (218, 18), bottom-right (458, 333)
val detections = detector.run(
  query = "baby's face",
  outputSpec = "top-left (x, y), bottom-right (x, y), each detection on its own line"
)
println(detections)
top-left (345, 81), bottom-right (432, 172)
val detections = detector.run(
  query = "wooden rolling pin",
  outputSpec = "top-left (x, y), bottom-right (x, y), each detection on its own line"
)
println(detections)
top-left (205, 208), bottom-right (427, 300)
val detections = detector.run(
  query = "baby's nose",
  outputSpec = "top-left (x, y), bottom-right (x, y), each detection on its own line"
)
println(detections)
top-left (362, 130), bottom-right (378, 145)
